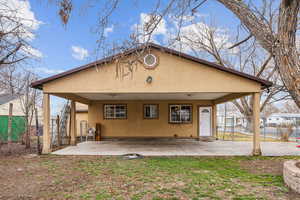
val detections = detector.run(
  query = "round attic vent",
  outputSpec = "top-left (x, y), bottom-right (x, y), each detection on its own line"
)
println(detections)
top-left (143, 54), bottom-right (158, 69)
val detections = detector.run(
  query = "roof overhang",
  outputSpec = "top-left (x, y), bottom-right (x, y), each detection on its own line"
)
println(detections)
top-left (51, 92), bottom-right (251, 105)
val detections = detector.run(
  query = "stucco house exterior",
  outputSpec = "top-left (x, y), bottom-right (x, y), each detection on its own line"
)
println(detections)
top-left (31, 43), bottom-right (272, 155)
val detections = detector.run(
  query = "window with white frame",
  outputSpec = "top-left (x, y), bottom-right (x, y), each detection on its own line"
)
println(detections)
top-left (169, 104), bottom-right (192, 123)
top-left (144, 104), bottom-right (158, 119)
top-left (104, 104), bottom-right (127, 119)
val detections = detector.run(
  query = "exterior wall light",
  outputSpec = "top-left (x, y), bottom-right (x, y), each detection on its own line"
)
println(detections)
top-left (146, 76), bottom-right (153, 84)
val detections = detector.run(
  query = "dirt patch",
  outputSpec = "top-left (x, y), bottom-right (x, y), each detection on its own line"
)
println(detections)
top-left (240, 159), bottom-right (300, 200)
top-left (0, 155), bottom-right (98, 200)
top-left (296, 162), bottom-right (300, 169)
top-left (0, 142), bottom-right (38, 157)
top-left (240, 159), bottom-right (285, 175)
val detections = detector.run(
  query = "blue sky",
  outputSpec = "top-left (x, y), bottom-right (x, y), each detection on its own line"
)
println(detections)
top-left (25, 0), bottom-right (243, 114)
top-left (29, 0), bottom-right (240, 77)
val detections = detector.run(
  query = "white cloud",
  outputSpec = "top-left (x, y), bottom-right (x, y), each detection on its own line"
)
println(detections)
top-left (131, 13), bottom-right (167, 43)
top-left (0, 0), bottom-right (43, 58)
top-left (166, 19), bottom-right (238, 55)
top-left (130, 13), bottom-right (237, 57)
top-left (21, 45), bottom-right (43, 58)
top-left (71, 46), bottom-right (89, 60)
top-left (104, 25), bottom-right (114, 36)
top-left (0, 0), bottom-right (43, 40)
top-left (32, 67), bottom-right (65, 75)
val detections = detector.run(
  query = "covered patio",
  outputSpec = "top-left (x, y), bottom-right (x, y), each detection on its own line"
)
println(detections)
top-left (39, 91), bottom-right (263, 155)
top-left (52, 140), bottom-right (300, 156)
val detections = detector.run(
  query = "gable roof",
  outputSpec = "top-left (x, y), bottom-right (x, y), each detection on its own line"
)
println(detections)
top-left (0, 93), bottom-right (20, 105)
top-left (31, 43), bottom-right (272, 89)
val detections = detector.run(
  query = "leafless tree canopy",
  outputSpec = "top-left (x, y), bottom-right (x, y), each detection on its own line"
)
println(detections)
top-left (0, 1), bottom-right (38, 69)
top-left (0, 65), bottom-right (41, 148)
top-left (56, 0), bottom-right (300, 108)
top-left (180, 19), bottom-right (289, 122)
top-left (282, 100), bottom-right (300, 113)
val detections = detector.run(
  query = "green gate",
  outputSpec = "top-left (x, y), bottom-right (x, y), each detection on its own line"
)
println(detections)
top-left (0, 116), bottom-right (26, 142)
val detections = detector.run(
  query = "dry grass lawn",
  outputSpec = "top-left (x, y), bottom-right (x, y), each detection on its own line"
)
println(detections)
top-left (1, 151), bottom-right (300, 200)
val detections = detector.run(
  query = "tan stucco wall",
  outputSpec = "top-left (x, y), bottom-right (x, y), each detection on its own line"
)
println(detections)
top-left (88, 100), bottom-right (215, 138)
top-left (43, 50), bottom-right (261, 94)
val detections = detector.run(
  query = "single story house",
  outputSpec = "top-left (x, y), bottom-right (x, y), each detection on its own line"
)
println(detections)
top-left (266, 113), bottom-right (300, 126)
top-left (0, 93), bottom-right (42, 142)
top-left (31, 43), bottom-right (272, 155)
top-left (0, 93), bottom-right (26, 141)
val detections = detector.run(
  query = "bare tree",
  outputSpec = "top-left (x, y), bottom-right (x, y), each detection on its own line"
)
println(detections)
top-left (18, 71), bottom-right (41, 149)
top-left (0, 1), bottom-right (40, 69)
top-left (282, 100), bottom-right (300, 113)
top-left (169, 17), bottom-right (288, 129)
top-left (55, 0), bottom-right (300, 108)
top-left (261, 103), bottom-right (280, 118)
top-left (0, 66), bottom-right (41, 149)
top-left (0, 65), bottom-right (23, 94)
top-left (216, 0), bottom-right (300, 108)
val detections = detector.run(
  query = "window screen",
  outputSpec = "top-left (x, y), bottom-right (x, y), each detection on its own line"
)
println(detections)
top-left (169, 105), bottom-right (192, 123)
top-left (144, 104), bottom-right (158, 119)
top-left (104, 104), bottom-right (127, 119)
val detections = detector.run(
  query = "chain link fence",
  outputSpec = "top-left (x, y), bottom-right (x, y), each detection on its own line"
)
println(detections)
top-left (216, 115), bottom-right (300, 141)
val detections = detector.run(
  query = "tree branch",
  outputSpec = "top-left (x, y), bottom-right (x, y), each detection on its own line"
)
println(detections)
top-left (228, 34), bottom-right (252, 49)
top-left (216, 0), bottom-right (275, 52)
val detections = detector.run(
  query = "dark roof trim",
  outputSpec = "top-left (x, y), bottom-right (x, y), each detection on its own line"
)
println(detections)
top-left (31, 43), bottom-right (272, 89)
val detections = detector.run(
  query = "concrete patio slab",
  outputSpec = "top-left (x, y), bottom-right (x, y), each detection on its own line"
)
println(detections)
top-left (52, 140), bottom-right (300, 156)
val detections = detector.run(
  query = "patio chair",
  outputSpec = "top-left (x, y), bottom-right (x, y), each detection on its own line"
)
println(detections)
top-left (86, 128), bottom-right (95, 141)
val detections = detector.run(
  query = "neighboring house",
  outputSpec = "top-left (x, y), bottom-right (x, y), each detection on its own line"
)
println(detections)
top-left (217, 114), bottom-right (246, 128)
top-left (266, 113), bottom-right (300, 126)
top-left (0, 93), bottom-right (24, 116)
top-left (0, 93), bottom-right (25, 142)
top-left (0, 93), bottom-right (42, 142)
top-left (31, 43), bottom-right (272, 155)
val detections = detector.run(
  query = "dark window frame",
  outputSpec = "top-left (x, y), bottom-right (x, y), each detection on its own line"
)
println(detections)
top-left (103, 104), bottom-right (127, 120)
top-left (143, 104), bottom-right (159, 119)
top-left (168, 104), bottom-right (193, 124)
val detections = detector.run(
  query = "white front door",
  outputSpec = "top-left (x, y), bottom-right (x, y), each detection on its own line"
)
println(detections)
top-left (199, 107), bottom-right (212, 137)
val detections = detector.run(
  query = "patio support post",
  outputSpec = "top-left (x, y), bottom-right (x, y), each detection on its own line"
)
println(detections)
top-left (70, 100), bottom-right (77, 145)
top-left (252, 92), bottom-right (262, 156)
top-left (42, 93), bottom-right (51, 154)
